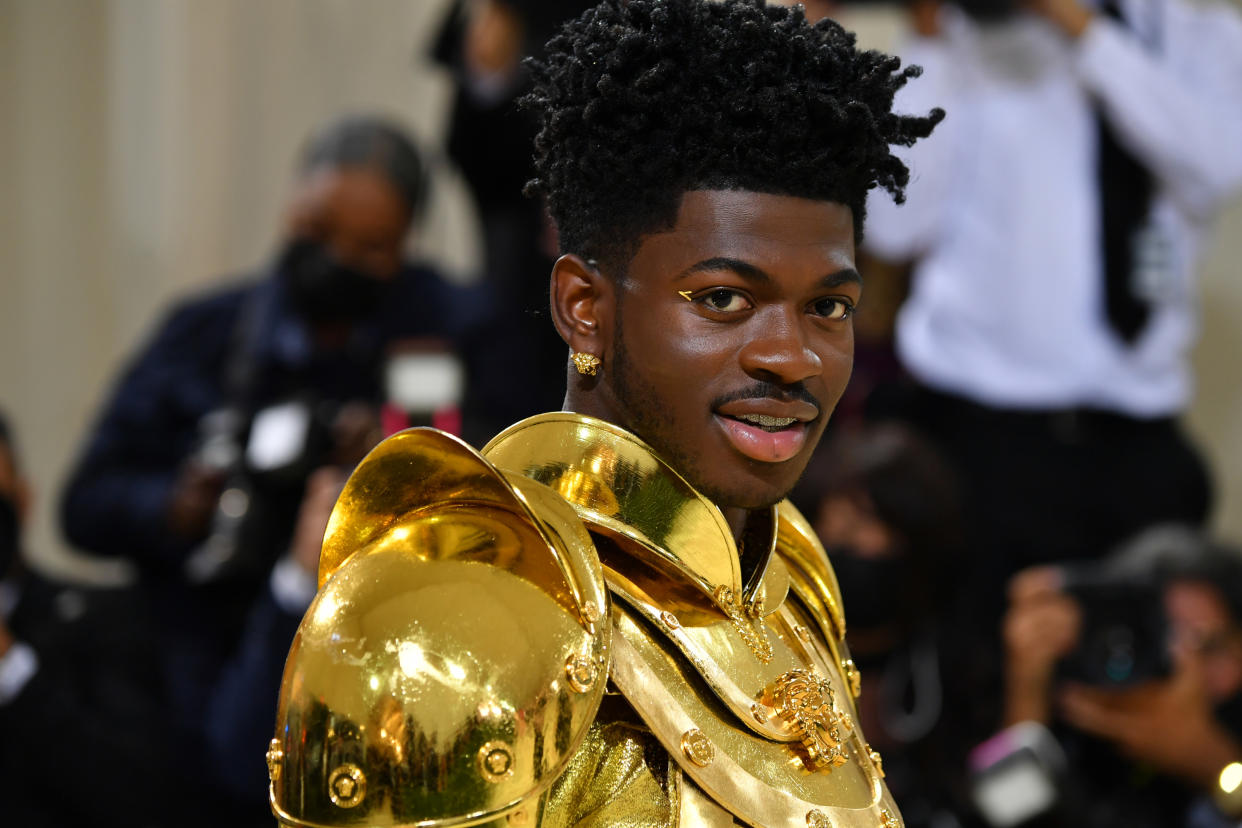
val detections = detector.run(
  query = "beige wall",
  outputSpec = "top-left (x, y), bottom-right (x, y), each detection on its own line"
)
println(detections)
top-left (0, 0), bottom-right (474, 578)
top-left (2, 0), bottom-right (1240, 581)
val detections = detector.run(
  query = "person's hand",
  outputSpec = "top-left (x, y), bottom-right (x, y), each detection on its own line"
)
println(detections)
top-left (1058, 647), bottom-right (1242, 789)
top-left (1024, 0), bottom-right (1094, 39)
top-left (166, 460), bottom-right (225, 539)
top-left (288, 466), bottom-right (347, 577)
top-left (1003, 566), bottom-right (1082, 724)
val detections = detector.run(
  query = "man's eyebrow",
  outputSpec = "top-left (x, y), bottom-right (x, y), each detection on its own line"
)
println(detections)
top-left (675, 257), bottom-right (772, 283)
top-left (675, 257), bottom-right (863, 288)
top-left (820, 268), bottom-right (863, 288)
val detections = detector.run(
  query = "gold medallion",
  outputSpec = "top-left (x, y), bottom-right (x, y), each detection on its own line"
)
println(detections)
top-left (769, 669), bottom-right (852, 771)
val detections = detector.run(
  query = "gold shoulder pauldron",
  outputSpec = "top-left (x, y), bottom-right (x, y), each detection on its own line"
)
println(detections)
top-left (269, 428), bottom-right (611, 828)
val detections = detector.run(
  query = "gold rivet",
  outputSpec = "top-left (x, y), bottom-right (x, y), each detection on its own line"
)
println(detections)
top-left (881, 808), bottom-right (900, 827)
top-left (751, 703), bottom-right (769, 723)
top-left (583, 602), bottom-right (601, 623)
top-left (807, 809), bottom-right (833, 828)
top-left (327, 764), bottom-right (366, 808)
top-left (266, 738), bottom-right (283, 782)
top-left (681, 729), bottom-right (714, 767)
top-left (478, 741), bottom-right (515, 783)
top-left (566, 653), bottom-right (598, 693)
top-left (660, 610), bottom-right (681, 629)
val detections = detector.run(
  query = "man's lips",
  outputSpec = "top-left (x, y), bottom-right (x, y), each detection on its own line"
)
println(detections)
top-left (715, 398), bottom-right (820, 424)
top-left (713, 399), bottom-right (819, 464)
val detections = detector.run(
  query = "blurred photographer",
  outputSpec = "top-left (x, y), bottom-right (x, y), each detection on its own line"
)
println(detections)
top-left (976, 530), bottom-right (1242, 827)
top-left (59, 115), bottom-right (478, 824)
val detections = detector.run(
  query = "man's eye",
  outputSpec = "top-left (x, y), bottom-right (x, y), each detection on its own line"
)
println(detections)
top-left (701, 289), bottom-right (750, 313)
top-left (812, 297), bottom-right (854, 321)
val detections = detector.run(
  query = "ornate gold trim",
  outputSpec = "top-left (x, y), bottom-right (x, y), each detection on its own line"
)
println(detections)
top-left (769, 669), bottom-right (853, 772)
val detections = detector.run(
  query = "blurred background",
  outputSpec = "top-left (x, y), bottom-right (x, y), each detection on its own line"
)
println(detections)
top-left (2, 0), bottom-right (1240, 582)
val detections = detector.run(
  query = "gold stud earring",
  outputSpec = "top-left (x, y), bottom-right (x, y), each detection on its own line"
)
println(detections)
top-left (572, 352), bottom-right (601, 376)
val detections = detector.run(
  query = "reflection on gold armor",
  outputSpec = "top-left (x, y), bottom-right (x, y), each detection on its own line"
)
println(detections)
top-left (269, 415), bottom-right (902, 827)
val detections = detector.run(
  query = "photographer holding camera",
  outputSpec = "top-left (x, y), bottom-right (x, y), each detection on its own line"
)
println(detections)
top-left (59, 115), bottom-right (478, 825)
top-left (975, 532), bottom-right (1242, 827)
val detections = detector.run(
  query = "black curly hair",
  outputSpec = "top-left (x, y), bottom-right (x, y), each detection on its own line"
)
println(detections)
top-left (522, 0), bottom-right (943, 274)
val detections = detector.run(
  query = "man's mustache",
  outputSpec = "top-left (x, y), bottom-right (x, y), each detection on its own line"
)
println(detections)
top-left (711, 382), bottom-right (822, 417)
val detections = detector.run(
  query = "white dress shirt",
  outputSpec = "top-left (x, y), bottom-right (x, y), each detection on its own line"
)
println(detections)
top-left (865, 0), bottom-right (1242, 417)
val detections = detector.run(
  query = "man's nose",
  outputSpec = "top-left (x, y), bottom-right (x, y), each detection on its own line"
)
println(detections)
top-left (738, 307), bottom-right (822, 385)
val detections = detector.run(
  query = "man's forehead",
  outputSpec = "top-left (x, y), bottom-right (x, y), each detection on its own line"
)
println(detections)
top-left (626, 189), bottom-right (857, 271)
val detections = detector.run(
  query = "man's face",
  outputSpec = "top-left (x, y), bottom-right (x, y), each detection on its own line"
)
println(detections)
top-left (597, 189), bottom-right (858, 510)
top-left (1167, 580), bottom-right (1242, 703)
top-left (283, 166), bottom-right (411, 280)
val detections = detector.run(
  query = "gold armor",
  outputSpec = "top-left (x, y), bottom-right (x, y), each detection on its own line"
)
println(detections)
top-left (269, 414), bottom-right (903, 827)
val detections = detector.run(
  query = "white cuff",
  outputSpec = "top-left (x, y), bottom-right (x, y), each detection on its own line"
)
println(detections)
top-left (0, 641), bottom-right (39, 705)
top-left (270, 557), bottom-right (318, 615)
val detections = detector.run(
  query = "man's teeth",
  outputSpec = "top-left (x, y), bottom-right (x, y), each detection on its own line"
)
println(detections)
top-left (736, 413), bottom-right (797, 428)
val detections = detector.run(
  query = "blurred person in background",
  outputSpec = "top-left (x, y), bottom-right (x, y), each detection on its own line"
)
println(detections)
top-left (0, 410), bottom-right (172, 827)
top-left (58, 115), bottom-right (480, 824)
top-left (794, 422), bottom-right (973, 827)
top-left (861, 0), bottom-right (1242, 742)
top-left (431, 0), bottom-right (594, 439)
top-left (983, 530), bottom-right (1242, 827)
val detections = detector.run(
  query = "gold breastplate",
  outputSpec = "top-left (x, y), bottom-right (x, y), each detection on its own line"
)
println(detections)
top-left (484, 414), bottom-right (901, 828)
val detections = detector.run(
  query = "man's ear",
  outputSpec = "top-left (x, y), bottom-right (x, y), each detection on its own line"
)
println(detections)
top-left (550, 254), bottom-right (614, 360)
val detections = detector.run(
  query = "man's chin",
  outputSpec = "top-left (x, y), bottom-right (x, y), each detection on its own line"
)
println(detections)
top-left (696, 476), bottom-right (797, 513)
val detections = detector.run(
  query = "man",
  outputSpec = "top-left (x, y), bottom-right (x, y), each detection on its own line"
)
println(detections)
top-left (60, 116), bottom-right (479, 822)
top-left (995, 533), bottom-right (1242, 827)
top-left (862, 0), bottom-right (1242, 626)
top-left (267, 2), bottom-right (941, 826)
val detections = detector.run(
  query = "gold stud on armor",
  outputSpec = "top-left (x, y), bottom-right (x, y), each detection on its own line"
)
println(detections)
top-left (478, 741), bottom-right (516, 783)
top-left (807, 809), bottom-right (833, 828)
top-left (681, 729), bottom-right (715, 767)
top-left (266, 738), bottom-right (283, 782)
top-left (566, 653), bottom-right (599, 693)
top-left (327, 764), bottom-right (366, 808)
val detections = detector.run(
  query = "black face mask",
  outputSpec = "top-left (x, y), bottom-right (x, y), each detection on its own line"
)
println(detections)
top-left (829, 551), bottom-right (913, 632)
top-left (278, 238), bottom-right (390, 325)
top-left (0, 495), bottom-right (18, 579)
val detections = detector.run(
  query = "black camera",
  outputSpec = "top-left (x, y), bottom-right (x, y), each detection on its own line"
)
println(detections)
top-left (184, 397), bottom-right (341, 586)
top-left (1057, 564), bottom-right (1171, 686)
